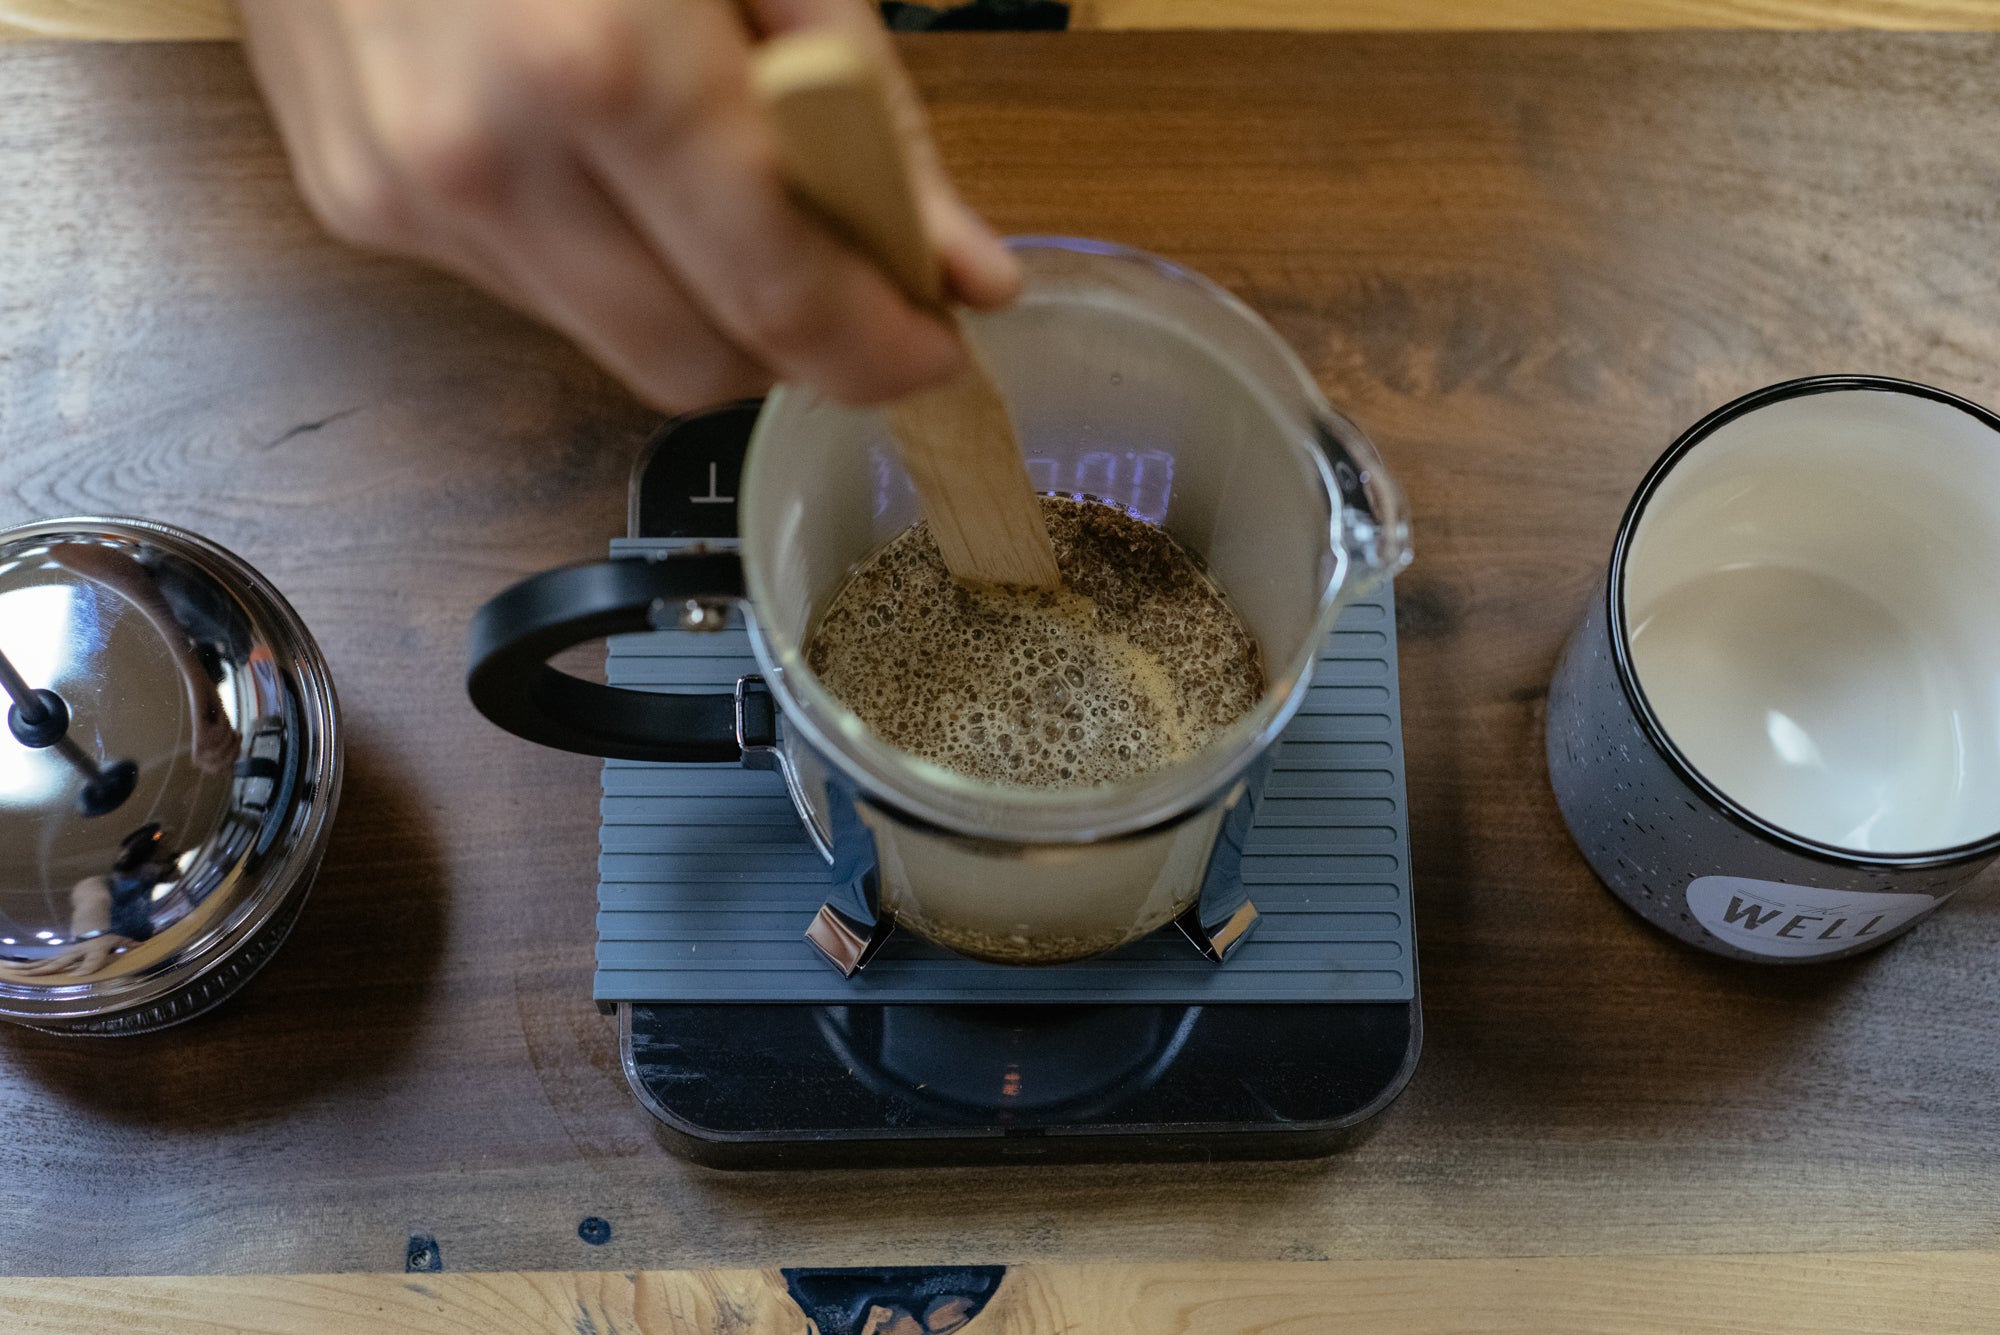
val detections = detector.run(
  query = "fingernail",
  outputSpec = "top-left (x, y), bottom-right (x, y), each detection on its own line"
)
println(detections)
top-left (949, 202), bottom-right (1021, 306)
top-left (965, 205), bottom-right (1019, 271)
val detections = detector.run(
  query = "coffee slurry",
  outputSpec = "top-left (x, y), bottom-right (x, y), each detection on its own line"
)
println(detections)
top-left (804, 496), bottom-right (1265, 788)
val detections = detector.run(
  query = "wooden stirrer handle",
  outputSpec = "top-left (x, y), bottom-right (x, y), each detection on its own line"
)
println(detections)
top-left (752, 30), bottom-right (1061, 589)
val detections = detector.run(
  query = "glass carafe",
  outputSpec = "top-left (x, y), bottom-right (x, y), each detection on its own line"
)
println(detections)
top-left (468, 238), bottom-right (1411, 968)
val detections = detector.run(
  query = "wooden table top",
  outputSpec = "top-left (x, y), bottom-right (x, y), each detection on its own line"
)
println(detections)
top-left (2, 32), bottom-right (1999, 1283)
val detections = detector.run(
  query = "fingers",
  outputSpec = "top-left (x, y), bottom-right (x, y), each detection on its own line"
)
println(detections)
top-left (239, 1), bottom-right (408, 249)
top-left (568, 0), bottom-right (971, 404)
top-left (929, 196), bottom-right (1021, 311)
top-left (466, 156), bottom-right (775, 410)
top-left (238, 0), bottom-right (1014, 412)
top-left (323, 0), bottom-right (563, 314)
top-left (240, 0), bottom-right (535, 315)
top-left (334, 5), bottom-right (772, 408)
top-left (13, 948), bottom-right (89, 979)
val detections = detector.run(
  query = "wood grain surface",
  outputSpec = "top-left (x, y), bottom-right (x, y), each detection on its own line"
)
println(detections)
top-left (3, 33), bottom-right (2000, 1279)
top-left (10, 1254), bottom-right (2000, 1333)
top-left (9, 0), bottom-right (2000, 40)
top-left (1073, 0), bottom-right (2000, 27)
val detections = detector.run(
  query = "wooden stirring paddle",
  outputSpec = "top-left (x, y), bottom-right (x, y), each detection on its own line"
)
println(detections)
top-left (752, 31), bottom-right (1062, 590)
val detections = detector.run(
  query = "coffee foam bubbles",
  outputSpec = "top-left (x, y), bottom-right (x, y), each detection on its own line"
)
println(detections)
top-left (804, 496), bottom-right (1265, 790)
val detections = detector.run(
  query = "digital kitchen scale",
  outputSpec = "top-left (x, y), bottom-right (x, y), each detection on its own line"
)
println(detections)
top-left (604, 403), bottom-right (1421, 1167)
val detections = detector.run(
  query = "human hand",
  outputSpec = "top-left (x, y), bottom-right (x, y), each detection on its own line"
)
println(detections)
top-left (237, 0), bottom-right (1022, 411)
top-left (7, 877), bottom-right (124, 980)
top-left (11, 934), bottom-right (128, 980)
top-left (188, 682), bottom-right (241, 774)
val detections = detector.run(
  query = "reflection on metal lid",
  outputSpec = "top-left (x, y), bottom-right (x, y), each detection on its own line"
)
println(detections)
top-left (0, 517), bottom-right (340, 1030)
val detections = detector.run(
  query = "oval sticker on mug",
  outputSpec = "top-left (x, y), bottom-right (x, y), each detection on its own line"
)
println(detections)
top-left (1685, 876), bottom-right (1937, 959)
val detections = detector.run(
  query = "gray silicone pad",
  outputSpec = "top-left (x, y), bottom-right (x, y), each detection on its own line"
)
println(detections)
top-left (595, 537), bottom-right (1415, 1005)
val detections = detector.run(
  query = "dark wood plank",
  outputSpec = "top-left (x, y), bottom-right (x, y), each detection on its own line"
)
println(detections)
top-left (2, 33), bottom-right (1998, 1277)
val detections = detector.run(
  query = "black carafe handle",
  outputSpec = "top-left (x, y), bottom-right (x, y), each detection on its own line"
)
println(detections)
top-left (466, 552), bottom-right (774, 763)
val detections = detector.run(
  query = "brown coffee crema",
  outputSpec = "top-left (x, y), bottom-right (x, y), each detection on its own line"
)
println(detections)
top-left (804, 496), bottom-right (1265, 788)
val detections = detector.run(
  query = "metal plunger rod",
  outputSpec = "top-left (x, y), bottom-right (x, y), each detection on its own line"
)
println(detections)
top-left (52, 734), bottom-right (102, 777)
top-left (1, 644), bottom-right (71, 751)
top-left (0, 645), bottom-right (48, 725)
top-left (0, 643), bottom-right (136, 816)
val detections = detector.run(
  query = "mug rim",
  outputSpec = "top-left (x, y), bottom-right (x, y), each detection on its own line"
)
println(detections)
top-left (1607, 372), bottom-right (2000, 870)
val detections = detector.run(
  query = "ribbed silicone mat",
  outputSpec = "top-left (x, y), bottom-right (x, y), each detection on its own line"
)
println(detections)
top-left (595, 538), bottom-right (1414, 1004)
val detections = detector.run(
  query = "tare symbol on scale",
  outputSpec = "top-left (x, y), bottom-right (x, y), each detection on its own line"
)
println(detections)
top-left (690, 462), bottom-right (733, 505)
top-left (634, 401), bottom-right (758, 540)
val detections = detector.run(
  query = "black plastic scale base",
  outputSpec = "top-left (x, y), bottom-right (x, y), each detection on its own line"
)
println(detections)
top-left (617, 403), bottom-right (1421, 1168)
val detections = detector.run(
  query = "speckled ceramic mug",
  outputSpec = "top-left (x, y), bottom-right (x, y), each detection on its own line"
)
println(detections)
top-left (1548, 376), bottom-right (2000, 962)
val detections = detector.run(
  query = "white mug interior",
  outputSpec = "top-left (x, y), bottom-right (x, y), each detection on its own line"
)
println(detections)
top-left (1621, 385), bottom-right (2000, 855)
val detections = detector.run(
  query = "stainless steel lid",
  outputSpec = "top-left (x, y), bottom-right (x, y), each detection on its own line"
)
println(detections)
top-left (0, 517), bottom-right (340, 1028)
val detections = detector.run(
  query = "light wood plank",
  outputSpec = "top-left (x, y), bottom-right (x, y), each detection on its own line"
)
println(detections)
top-left (0, 0), bottom-right (232, 39)
top-left (1077, 0), bottom-right (2000, 27)
top-left (8, 0), bottom-right (2000, 41)
top-left (7, 1255), bottom-right (2000, 1334)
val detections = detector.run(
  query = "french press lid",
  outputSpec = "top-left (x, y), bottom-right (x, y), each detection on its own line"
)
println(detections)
top-left (0, 517), bottom-right (340, 1029)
